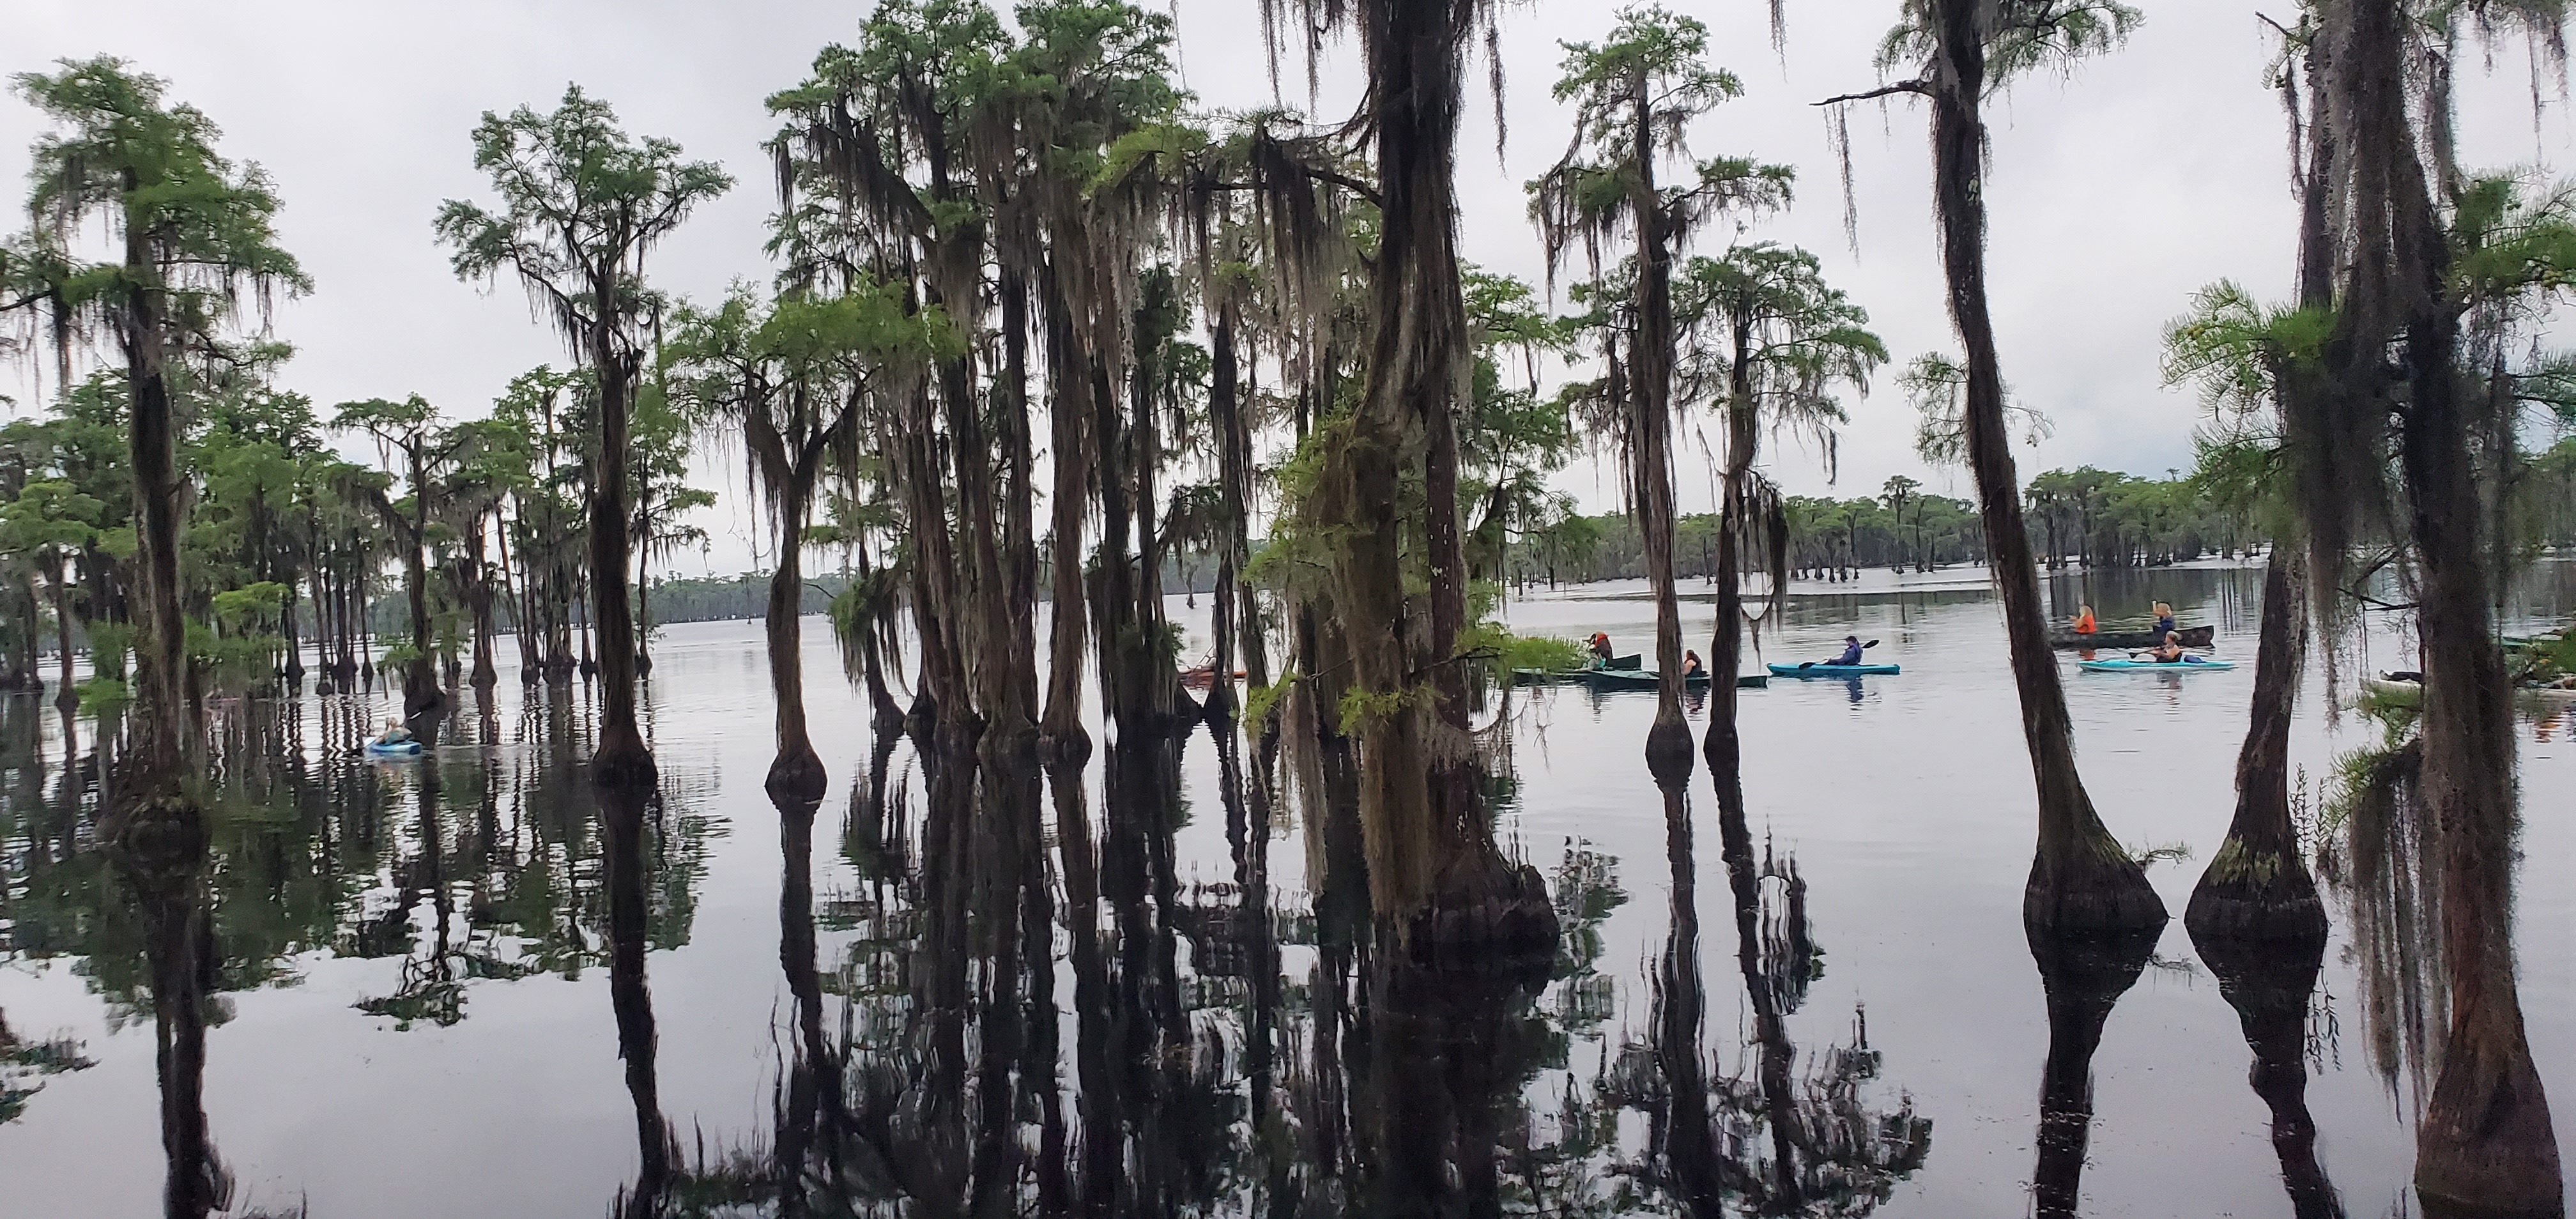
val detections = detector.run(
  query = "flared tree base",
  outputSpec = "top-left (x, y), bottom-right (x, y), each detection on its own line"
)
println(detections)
top-left (1646, 715), bottom-right (1695, 788)
top-left (2025, 843), bottom-right (2169, 937)
top-left (2416, 1045), bottom-right (2565, 1219)
top-left (1400, 854), bottom-right (1560, 977)
top-left (765, 749), bottom-right (827, 804)
top-left (2185, 842), bottom-right (2328, 944)
top-left (590, 740), bottom-right (660, 795)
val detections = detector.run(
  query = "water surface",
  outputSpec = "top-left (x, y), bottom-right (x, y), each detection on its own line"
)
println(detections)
top-left (2, 560), bottom-right (2568, 1216)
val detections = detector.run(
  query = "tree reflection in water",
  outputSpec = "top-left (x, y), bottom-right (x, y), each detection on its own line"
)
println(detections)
top-left (2191, 930), bottom-right (2347, 1219)
top-left (2028, 927), bottom-right (2156, 1219)
top-left (1602, 771), bottom-right (1931, 1218)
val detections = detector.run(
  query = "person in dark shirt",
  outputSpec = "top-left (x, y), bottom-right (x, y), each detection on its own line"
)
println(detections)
top-left (1588, 632), bottom-right (1614, 666)
top-left (1826, 635), bottom-right (1864, 666)
top-left (1682, 649), bottom-right (1704, 678)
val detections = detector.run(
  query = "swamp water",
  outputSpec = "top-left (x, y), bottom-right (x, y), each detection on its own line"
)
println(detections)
top-left (1, 560), bottom-right (2569, 1216)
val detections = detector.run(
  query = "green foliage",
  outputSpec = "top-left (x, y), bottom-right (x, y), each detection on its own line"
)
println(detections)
top-left (1241, 669), bottom-right (1299, 733)
top-left (1333, 682), bottom-right (1430, 733)
top-left (1492, 629), bottom-right (1590, 675)
top-left (436, 84), bottom-right (731, 355)
top-left (13, 56), bottom-right (311, 328)
top-left (1904, 351), bottom-right (2050, 469)
top-left (1877, 0), bottom-right (2142, 89)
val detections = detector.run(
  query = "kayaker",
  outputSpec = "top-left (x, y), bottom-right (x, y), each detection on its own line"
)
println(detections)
top-left (2072, 604), bottom-right (2096, 635)
top-left (2150, 632), bottom-right (2188, 664)
top-left (1825, 635), bottom-right (1864, 667)
top-left (371, 717), bottom-right (415, 749)
top-left (1682, 650), bottom-right (1704, 678)
top-left (1588, 632), bottom-right (1614, 667)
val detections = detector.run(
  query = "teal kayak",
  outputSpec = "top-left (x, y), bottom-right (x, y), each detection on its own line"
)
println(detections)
top-left (1767, 663), bottom-right (1899, 677)
top-left (2078, 658), bottom-right (2236, 673)
top-left (364, 739), bottom-right (423, 756)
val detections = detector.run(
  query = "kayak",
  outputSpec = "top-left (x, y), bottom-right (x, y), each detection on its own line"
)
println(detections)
top-left (1767, 663), bottom-right (1899, 677)
top-left (364, 739), bottom-right (423, 756)
top-left (2050, 624), bottom-right (2214, 651)
top-left (1583, 669), bottom-right (1768, 690)
top-left (2077, 658), bottom-right (2236, 672)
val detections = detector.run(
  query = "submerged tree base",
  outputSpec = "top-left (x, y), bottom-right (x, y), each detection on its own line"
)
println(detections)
top-left (2024, 842), bottom-right (2168, 937)
top-left (2186, 840), bottom-right (2328, 944)
top-left (1645, 717), bottom-right (1695, 788)
top-left (765, 750), bottom-right (826, 804)
top-left (1399, 852), bottom-right (1560, 976)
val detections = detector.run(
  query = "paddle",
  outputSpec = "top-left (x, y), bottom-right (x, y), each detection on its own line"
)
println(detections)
top-left (1803, 636), bottom-right (1885, 664)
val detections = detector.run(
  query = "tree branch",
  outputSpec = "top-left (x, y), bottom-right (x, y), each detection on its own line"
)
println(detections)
top-left (1814, 80), bottom-right (1930, 106)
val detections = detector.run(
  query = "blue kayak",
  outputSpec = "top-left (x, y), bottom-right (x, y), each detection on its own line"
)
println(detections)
top-left (2079, 658), bottom-right (2236, 672)
top-left (1768, 662), bottom-right (1899, 677)
top-left (364, 739), bottom-right (423, 756)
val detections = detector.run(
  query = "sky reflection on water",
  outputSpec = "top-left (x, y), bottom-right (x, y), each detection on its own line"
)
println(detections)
top-left (0, 559), bottom-right (2568, 1216)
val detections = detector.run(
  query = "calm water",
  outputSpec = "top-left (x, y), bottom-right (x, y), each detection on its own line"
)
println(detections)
top-left (1, 560), bottom-right (2569, 1216)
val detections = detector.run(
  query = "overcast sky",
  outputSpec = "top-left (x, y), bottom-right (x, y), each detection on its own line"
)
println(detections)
top-left (6, 0), bottom-right (2569, 577)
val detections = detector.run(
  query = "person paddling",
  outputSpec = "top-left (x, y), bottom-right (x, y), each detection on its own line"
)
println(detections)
top-left (2150, 631), bottom-right (2189, 664)
top-left (1825, 635), bottom-right (1865, 667)
top-left (2072, 604), bottom-right (2096, 635)
top-left (1682, 649), bottom-right (1705, 678)
top-left (1588, 632), bottom-right (1615, 668)
top-left (2151, 601), bottom-right (2176, 640)
top-left (371, 716), bottom-right (415, 749)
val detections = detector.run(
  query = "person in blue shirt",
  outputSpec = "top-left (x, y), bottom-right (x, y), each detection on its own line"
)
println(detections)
top-left (1826, 635), bottom-right (1864, 666)
top-left (371, 716), bottom-right (415, 748)
top-left (2151, 601), bottom-right (2176, 640)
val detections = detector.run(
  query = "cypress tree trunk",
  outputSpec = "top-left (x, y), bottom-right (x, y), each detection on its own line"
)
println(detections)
top-left (765, 501), bottom-right (824, 801)
top-left (49, 564), bottom-right (76, 709)
top-left (1130, 319), bottom-right (1181, 724)
top-left (999, 264), bottom-right (1043, 735)
top-left (1926, 0), bottom-right (2163, 933)
top-left (2193, 54), bottom-right (2336, 940)
top-left (1630, 87), bottom-right (1692, 780)
top-left (1041, 261), bottom-right (1095, 755)
top-left (467, 525), bottom-right (498, 691)
top-left (944, 341), bottom-right (1017, 735)
top-left (402, 530), bottom-right (443, 716)
top-left (897, 378), bottom-right (970, 737)
top-left (1363, 0), bottom-right (1549, 960)
top-left (2402, 282), bottom-right (2563, 1216)
top-left (1208, 303), bottom-right (1245, 723)
top-left (1703, 320), bottom-right (1759, 798)
top-left (2186, 548), bottom-right (2323, 939)
top-left (123, 256), bottom-right (191, 787)
top-left (588, 311), bottom-right (652, 787)
top-left (1236, 343), bottom-right (1273, 703)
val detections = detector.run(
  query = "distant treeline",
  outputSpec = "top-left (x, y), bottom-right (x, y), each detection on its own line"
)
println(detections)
top-left (356, 549), bottom-right (1236, 631)
top-left (1505, 464), bottom-right (2276, 587)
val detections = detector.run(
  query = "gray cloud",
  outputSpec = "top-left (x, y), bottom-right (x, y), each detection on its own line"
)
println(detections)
top-left (4, 0), bottom-right (2566, 576)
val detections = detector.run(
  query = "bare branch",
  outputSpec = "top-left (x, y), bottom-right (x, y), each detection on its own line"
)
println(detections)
top-left (1813, 80), bottom-right (1930, 106)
